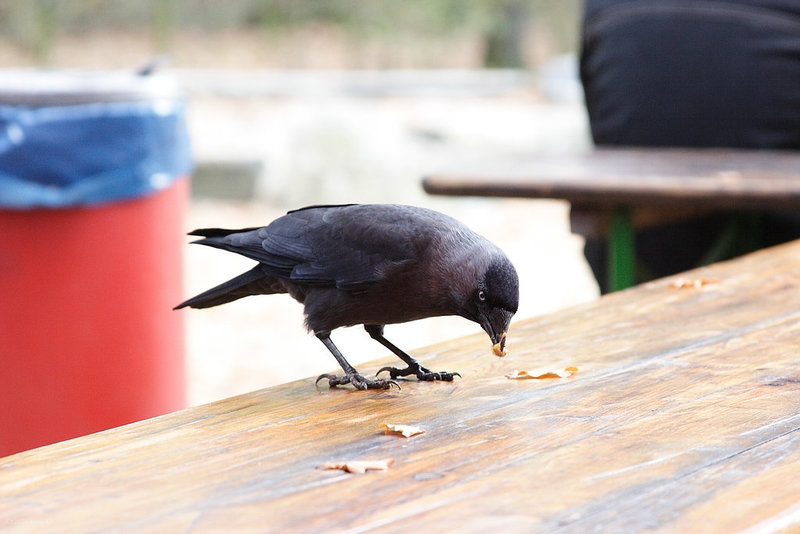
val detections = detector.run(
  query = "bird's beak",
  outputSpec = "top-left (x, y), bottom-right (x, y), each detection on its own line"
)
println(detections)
top-left (479, 308), bottom-right (514, 357)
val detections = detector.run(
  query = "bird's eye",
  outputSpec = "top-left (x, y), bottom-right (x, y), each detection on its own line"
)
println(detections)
top-left (478, 290), bottom-right (486, 301)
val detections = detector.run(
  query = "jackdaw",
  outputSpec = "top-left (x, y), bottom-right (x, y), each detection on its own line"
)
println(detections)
top-left (175, 204), bottom-right (519, 390)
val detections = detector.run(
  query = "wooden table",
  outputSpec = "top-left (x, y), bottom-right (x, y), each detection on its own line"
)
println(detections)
top-left (423, 147), bottom-right (800, 291)
top-left (3, 241), bottom-right (800, 532)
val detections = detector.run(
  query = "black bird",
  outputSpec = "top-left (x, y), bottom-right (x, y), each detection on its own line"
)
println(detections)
top-left (175, 204), bottom-right (519, 390)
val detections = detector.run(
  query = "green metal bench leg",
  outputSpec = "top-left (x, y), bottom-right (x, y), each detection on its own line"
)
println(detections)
top-left (608, 208), bottom-right (635, 291)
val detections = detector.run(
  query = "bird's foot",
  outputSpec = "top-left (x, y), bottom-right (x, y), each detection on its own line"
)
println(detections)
top-left (316, 372), bottom-right (400, 390)
top-left (376, 363), bottom-right (460, 382)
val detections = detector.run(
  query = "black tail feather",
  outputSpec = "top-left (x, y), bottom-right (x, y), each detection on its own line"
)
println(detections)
top-left (174, 265), bottom-right (273, 310)
top-left (188, 227), bottom-right (261, 238)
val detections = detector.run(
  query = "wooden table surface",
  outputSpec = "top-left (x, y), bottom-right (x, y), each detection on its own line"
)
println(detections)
top-left (422, 147), bottom-right (800, 210)
top-left (3, 241), bottom-right (800, 532)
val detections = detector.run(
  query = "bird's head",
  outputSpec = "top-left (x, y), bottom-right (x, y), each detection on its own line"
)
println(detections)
top-left (456, 253), bottom-right (519, 356)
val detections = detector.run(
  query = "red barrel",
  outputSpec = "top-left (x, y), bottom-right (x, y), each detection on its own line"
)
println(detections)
top-left (0, 70), bottom-right (191, 456)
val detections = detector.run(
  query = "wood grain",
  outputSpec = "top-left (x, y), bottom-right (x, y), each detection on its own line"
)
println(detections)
top-left (423, 148), bottom-right (800, 210)
top-left (2, 241), bottom-right (800, 532)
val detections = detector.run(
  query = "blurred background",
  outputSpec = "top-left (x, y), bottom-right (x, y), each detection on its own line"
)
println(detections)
top-left (1, 0), bottom-right (598, 406)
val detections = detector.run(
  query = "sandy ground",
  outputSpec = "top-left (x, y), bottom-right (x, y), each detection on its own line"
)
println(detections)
top-left (180, 81), bottom-right (599, 406)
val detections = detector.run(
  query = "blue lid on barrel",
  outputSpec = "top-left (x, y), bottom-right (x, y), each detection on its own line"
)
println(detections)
top-left (0, 69), bottom-right (192, 209)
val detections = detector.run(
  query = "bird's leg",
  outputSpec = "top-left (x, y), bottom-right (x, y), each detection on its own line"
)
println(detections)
top-left (366, 325), bottom-right (460, 382)
top-left (314, 332), bottom-right (399, 390)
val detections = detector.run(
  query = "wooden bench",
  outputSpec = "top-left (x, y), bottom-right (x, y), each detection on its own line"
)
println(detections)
top-left (3, 240), bottom-right (800, 532)
top-left (423, 147), bottom-right (800, 290)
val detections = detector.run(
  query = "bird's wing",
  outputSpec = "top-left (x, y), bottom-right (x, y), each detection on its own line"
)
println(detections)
top-left (268, 205), bottom-right (422, 289)
top-left (194, 205), bottom-right (427, 290)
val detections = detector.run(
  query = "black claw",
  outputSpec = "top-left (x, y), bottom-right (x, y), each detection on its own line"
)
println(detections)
top-left (316, 372), bottom-right (399, 390)
top-left (376, 365), bottom-right (404, 378)
top-left (376, 364), bottom-right (461, 382)
top-left (315, 373), bottom-right (334, 386)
